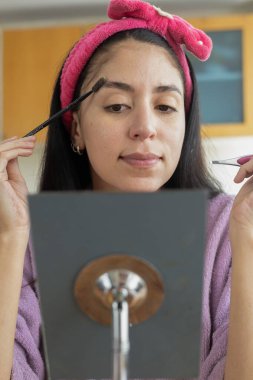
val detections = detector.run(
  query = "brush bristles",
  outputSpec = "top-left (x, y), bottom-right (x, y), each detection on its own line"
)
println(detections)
top-left (92, 77), bottom-right (107, 93)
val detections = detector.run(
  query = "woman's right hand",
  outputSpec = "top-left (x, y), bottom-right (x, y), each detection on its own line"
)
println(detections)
top-left (0, 136), bottom-right (36, 236)
top-left (0, 136), bottom-right (37, 379)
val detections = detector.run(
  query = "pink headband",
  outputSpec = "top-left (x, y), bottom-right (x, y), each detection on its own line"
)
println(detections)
top-left (60, 0), bottom-right (212, 130)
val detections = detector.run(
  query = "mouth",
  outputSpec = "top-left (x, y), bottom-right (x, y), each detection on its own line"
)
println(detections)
top-left (119, 153), bottom-right (162, 168)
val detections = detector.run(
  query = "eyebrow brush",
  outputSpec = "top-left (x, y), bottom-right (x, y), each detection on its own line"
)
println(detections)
top-left (211, 155), bottom-right (253, 167)
top-left (23, 77), bottom-right (107, 137)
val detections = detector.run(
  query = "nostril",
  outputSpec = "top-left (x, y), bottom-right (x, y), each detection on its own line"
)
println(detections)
top-left (129, 122), bottom-right (157, 140)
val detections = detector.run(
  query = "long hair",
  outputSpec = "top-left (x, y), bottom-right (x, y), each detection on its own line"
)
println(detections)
top-left (39, 29), bottom-right (222, 196)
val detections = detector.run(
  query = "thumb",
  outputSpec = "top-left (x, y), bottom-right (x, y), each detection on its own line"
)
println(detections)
top-left (7, 158), bottom-right (26, 184)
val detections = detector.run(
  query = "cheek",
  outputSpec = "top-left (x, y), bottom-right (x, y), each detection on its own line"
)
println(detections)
top-left (82, 120), bottom-right (121, 157)
top-left (162, 118), bottom-right (185, 146)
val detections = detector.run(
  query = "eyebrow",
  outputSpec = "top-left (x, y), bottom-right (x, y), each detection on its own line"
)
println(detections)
top-left (102, 81), bottom-right (183, 96)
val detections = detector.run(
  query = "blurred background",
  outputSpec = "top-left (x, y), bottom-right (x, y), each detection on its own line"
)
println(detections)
top-left (1, 0), bottom-right (253, 194)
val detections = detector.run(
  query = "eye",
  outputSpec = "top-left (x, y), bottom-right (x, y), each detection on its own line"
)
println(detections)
top-left (105, 104), bottom-right (130, 113)
top-left (156, 104), bottom-right (177, 113)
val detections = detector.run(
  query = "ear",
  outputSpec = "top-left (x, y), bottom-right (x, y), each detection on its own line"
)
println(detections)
top-left (70, 112), bottom-right (86, 150)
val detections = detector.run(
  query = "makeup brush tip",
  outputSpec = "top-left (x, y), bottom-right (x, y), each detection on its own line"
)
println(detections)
top-left (92, 77), bottom-right (107, 92)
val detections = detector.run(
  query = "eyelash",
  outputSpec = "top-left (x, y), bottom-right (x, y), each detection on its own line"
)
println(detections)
top-left (157, 105), bottom-right (177, 113)
top-left (105, 104), bottom-right (129, 113)
top-left (104, 104), bottom-right (177, 113)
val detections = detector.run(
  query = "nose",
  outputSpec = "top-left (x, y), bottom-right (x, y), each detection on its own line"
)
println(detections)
top-left (128, 106), bottom-right (157, 141)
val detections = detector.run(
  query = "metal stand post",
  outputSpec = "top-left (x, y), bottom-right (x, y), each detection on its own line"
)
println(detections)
top-left (112, 293), bottom-right (129, 380)
top-left (74, 256), bottom-right (164, 380)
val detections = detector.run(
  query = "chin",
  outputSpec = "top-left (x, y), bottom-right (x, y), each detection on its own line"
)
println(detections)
top-left (116, 180), bottom-right (163, 193)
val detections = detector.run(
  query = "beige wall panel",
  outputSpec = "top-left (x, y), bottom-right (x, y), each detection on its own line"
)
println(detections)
top-left (3, 25), bottom-right (92, 141)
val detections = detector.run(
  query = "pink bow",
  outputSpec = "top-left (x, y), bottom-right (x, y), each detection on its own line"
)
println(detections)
top-left (108, 0), bottom-right (212, 61)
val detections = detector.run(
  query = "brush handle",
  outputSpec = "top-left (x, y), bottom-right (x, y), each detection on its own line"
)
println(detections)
top-left (23, 90), bottom-right (93, 137)
top-left (237, 155), bottom-right (253, 165)
top-left (23, 77), bottom-right (107, 137)
top-left (212, 155), bottom-right (253, 167)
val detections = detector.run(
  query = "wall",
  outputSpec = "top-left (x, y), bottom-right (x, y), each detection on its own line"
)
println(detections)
top-left (3, 26), bottom-right (91, 141)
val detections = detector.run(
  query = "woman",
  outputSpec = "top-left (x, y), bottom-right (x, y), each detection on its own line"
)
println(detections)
top-left (0, 0), bottom-right (253, 378)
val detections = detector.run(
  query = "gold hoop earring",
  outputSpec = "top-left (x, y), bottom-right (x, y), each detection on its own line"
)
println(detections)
top-left (71, 142), bottom-right (83, 156)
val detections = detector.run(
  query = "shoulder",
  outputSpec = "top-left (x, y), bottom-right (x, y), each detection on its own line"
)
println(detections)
top-left (204, 193), bottom-right (234, 283)
top-left (14, 238), bottom-right (44, 377)
top-left (200, 192), bottom-right (234, 377)
top-left (208, 192), bottom-right (234, 223)
top-left (207, 193), bottom-right (234, 240)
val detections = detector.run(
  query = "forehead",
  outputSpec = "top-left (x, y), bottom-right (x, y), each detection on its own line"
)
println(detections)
top-left (85, 39), bottom-right (184, 92)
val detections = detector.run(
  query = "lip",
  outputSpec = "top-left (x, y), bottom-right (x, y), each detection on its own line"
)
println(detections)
top-left (120, 152), bottom-right (161, 168)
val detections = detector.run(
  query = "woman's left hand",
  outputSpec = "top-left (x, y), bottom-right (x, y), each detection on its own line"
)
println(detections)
top-left (225, 158), bottom-right (253, 380)
top-left (229, 158), bottom-right (253, 243)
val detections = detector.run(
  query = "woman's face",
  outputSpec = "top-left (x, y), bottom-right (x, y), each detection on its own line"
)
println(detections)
top-left (71, 39), bottom-right (185, 192)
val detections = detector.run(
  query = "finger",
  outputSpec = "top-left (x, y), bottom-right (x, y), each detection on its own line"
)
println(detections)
top-left (234, 167), bottom-right (245, 183)
top-left (7, 158), bottom-right (26, 184)
top-left (0, 135), bottom-right (35, 145)
top-left (234, 162), bottom-right (253, 183)
top-left (0, 148), bottom-right (34, 175)
top-left (0, 136), bottom-right (36, 152)
top-left (0, 136), bottom-right (36, 151)
top-left (234, 170), bottom-right (245, 183)
top-left (0, 136), bottom-right (18, 144)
